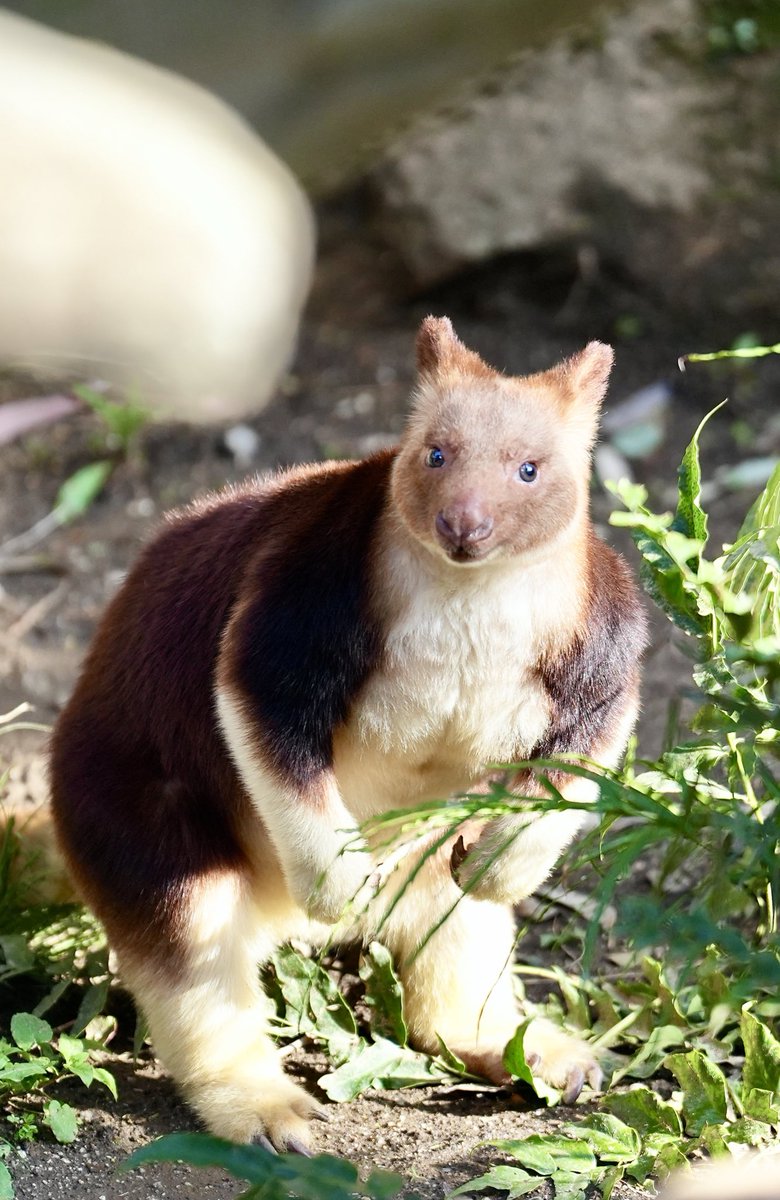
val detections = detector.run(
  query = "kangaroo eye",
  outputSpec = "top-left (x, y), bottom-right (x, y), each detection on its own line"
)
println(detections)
top-left (426, 447), bottom-right (446, 468)
top-left (518, 461), bottom-right (538, 482)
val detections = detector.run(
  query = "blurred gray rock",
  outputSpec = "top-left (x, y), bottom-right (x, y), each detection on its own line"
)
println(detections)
top-left (372, 0), bottom-right (780, 319)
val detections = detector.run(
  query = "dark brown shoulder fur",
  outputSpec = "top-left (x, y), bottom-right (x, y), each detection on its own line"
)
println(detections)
top-left (222, 453), bottom-right (394, 786)
top-left (533, 531), bottom-right (648, 763)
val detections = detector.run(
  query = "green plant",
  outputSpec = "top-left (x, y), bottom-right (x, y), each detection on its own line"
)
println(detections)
top-left (268, 942), bottom-right (471, 1101)
top-left (0, 1012), bottom-right (116, 1198)
top-left (0, 711), bottom-right (109, 1008)
top-left (682, 337), bottom-right (780, 364)
top-left (73, 384), bottom-right (148, 454)
top-left (1, 708), bottom-right (115, 1198)
top-left (124, 1133), bottom-right (415, 1200)
top-left (701, 0), bottom-right (780, 54)
top-left (0, 462), bottom-right (114, 557)
top-left (53, 386), bottom-right (148, 525)
top-left (595, 409), bottom-right (780, 993)
top-left (1, 386), bottom-right (148, 557)
top-left (455, 1009), bottom-right (780, 1198)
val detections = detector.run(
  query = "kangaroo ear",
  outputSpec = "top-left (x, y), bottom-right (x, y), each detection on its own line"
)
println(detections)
top-left (557, 341), bottom-right (614, 409)
top-left (415, 315), bottom-right (492, 380)
top-left (416, 315), bottom-right (459, 376)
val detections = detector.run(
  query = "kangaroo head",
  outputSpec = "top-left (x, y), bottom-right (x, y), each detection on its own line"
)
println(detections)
top-left (391, 316), bottom-right (613, 566)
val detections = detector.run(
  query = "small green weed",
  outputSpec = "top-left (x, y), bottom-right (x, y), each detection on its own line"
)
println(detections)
top-left (0, 1013), bottom-right (116, 1197)
top-left (597, 409), bottom-right (780, 993)
top-left (53, 460), bottom-right (113, 526)
top-left (269, 942), bottom-right (471, 1101)
top-left (0, 713), bottom-right (109, 1008)
top-left (1, 709), bottom-right (114, 1198)
top-left (53, 386), bottom-right (148, 526)
top-left (73, 384), bottom-right (148, 455)
top-left (124, 1133), bottom-right (415, 1200)
top-left (1, 386), bottom-right (148, 557)
top-left (453, 1008), bottom-right (780, 1197)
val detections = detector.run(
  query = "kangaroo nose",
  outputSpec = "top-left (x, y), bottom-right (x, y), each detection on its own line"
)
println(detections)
top-left (436, 508), bottom-right (494, 549)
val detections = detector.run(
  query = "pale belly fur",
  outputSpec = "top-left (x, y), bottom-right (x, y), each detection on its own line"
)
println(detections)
top-left (333, 563), bottom-right (554, 821)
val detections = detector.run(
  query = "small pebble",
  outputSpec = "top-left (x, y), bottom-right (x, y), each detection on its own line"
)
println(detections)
top-left (353, 391), bottom-right (375, 416)
top-left (126, 496), bottom-right (155, 519)
top-left (224, 423), bottom-right (261, 467)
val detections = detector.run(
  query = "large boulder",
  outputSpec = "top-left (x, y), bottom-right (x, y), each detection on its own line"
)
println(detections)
top-left (0, 11), bottom-right (314, 421)
top-left (372, 0), bottom-right (780, 320)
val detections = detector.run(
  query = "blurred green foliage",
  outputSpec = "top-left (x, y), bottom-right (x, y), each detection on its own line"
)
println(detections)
top-left (702, 0), bottom-right (780, 53)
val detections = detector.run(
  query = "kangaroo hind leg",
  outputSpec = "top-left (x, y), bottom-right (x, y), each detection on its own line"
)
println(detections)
top-left (119, 866), bottom-right (324, 1150)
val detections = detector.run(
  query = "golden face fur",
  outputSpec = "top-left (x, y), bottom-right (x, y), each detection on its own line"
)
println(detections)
top-left (391, 316), bottom-right (613, 565)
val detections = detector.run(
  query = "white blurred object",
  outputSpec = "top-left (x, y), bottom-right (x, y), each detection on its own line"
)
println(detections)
top-left (602, 381), bottom-right (671, 460)
top-left (660, 1149), bottom-right (780, 1200)
top-left (602, 381), bottom-right (671, 435)
top-left (0, 11), bottom-right (315, 423)
top-left (223, 423), bottom-right (262, 468)
top-left (594, 443), bottom-right (633, 487)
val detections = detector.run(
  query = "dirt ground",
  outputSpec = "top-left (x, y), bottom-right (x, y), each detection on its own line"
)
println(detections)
top-left (2, 192), bottom-right (780, 1199)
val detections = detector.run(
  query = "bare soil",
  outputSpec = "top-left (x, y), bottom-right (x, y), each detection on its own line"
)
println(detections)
top-left (2, 192), bottom-right (780, 1199)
